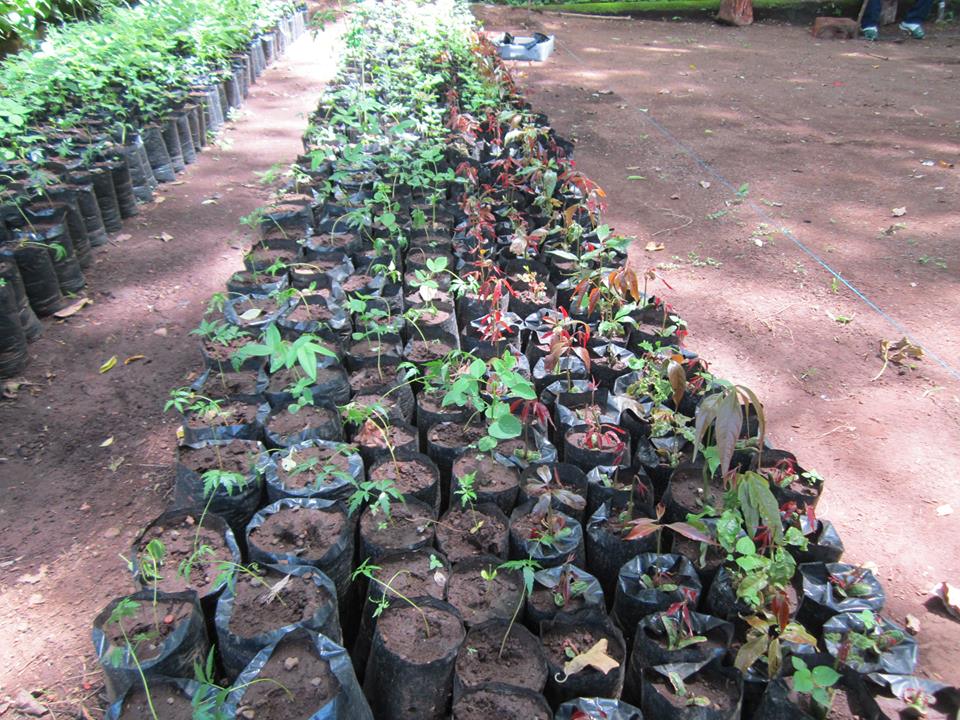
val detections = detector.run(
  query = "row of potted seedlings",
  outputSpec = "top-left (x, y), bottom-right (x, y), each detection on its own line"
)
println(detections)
top-left (88, 1), bottom-right (956, 719)
top-left (0, 0), bottom-right (311, 378)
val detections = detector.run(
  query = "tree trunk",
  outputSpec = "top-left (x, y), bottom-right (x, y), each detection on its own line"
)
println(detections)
top-left (717, 0), bottom-right (754, 26)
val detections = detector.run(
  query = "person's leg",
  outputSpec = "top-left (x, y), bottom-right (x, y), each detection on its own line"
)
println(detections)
top-left (904, 0), bottom-right (934, 23)
top-left (861, 0), bottom-right (883, 35)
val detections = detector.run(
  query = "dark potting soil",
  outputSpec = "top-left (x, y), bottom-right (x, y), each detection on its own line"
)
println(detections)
top-left (349, 366), bottom-right (401, 394)
top-left (352, 393), bottom-right (398, 418)
top-left (407, 288), bottom-right (454, 307)
top-left (452, 687), bottom-right (551, 720)
top-left (137, 520), bottom-right (232, 596)
top-left (669, 469), bottom-right (724, 516)
top-left (228, 567), bottom-right (331, 638)
top-left (235, 636), bottom-right (339, 720)
top-left (118, 682), bottom-right (193, 720)
top-left (430, 421), bottom-right (485, 448)
top-left (178, 441), bottom-right (258, 475)
top-left (267, 404), bottom-right (338, 435)
top-left (248, 505), bottom-right (345, 558)
top-left (340, 274), bottom-right (373, 293)
top-left (274, 445), bottom-right (353, 491)
top-left (247, 246), bottom-right (294, 270)
top-left (359, 501), bottom-right (433, 549)
top-left (185, 401), bottom-right (259, 428)
top-left (417, 389), bottom-right (447, 414)
top-left (269, 366), bottom-right (343, 393)
top-left (232, 296), bottom-right (284, 323)
top-left (514, 287), bottom-right (551, 306)
top-left (228, 270), bottom-right (281, 292)
top-left (650, 671), bottom-right (739, 713)
top-left (639, 625), bottom-right (726, 664)
top-left (371, 551), bottom-right (447, 601)
top-left (413, 308), bottom-right (453, 328)
top-left (510, 510), bottom-right (578, 557)
top-left (435, 508), bottom-right (508, 562)
top-left (565, 404), bottom-right (605, 426)
top-left (541, 626), bottom-right (625, 670)
top-left (284, 301), bottom-right (334, 324)
top-left (405, 339), bottom-right (453, 363)
top-left (203, 334), bottom-right (254, 363)
top-left (377, 603), bottom-right (464, 664)
top-left (355, 422), bottom-right (414, 452)
top-left (593, 354), bottom-right (629, 374)
top-left (446, 566), bottom-right (522, 626)
top-left (495, 437), bottom-right (544, 464)
top-left (529, 583), bottom-right (590, 617)
top-left (202, 371), bottom-right (261, 401)
top-left (349, 338), bottom-right (398, 360)
top-left (371, 458), bottom-right (434, 495)
top-left (105, 598), bottom-right (193, 662)
top-left (671, 532), bottom-right (725, 575)
top-left (453, 453), bottom-right (519, 494)
top-left (455, 623), bottom-right (546, 693)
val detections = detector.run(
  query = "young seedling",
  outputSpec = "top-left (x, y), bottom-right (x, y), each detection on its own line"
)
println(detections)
top-left (790, 657), bottom-right (840, 717)
top-left (105, 598), bottom-right (160, 720)
top-left (497, 557), bottom-right (540, 658)
top-left (352, 558), bottom-right (431, 638)
top-left (192, 647), bottom-right (292, 720)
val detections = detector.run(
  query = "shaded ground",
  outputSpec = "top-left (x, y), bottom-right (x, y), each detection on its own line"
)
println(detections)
top-left (0, 21), bottom-right (343, 718)
top-left (476, 4), bottom-right (960, 683)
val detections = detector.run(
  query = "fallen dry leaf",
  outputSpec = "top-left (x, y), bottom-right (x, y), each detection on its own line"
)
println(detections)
top-left (936, 504), bottom-right (953, 517)
top-left (100, 437), bottom-right (114, 448)
top-left (157, 232), bottom-right (174, 243)
top-left (891, 206), bottom-right (907, 217)
top-left (154, 195), bottom-right (166, 204)
top-left (933, 582), bottom-right (960, 620)
top-left (124, 355), bottom-right (146, 365)
top-left (114, 233), bottom-right (132, 242)
top-left (937, 160), bottom-right (954, 169)
top-left (99, 356), bottom-right (118, 374)
top-left (557, 639), bottom-right (620, 682)
top-left (53, 297), bottom-right (92, 319)
top-left (872, 337), bottom-right (924, 381)
top-left (644, 241), bottom-right (665, 252)
top-left (699, 180), bottom-right (712, 189)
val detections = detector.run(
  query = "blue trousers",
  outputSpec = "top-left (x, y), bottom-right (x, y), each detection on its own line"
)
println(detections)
top-left (861, 0), bottom-right (934, 27)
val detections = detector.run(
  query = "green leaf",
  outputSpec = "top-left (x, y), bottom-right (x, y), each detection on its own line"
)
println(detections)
top-left (812, 665), bottom-right (841, 687)
top-left (793, 668), bottom-right (814, 693)
top-left (735, 535), bottom-right (756, 555)
top-left (488, 413), bottom-right (522, 440)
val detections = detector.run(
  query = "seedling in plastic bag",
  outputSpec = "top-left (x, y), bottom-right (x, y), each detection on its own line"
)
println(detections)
top-left (497, 557), bottom-right (540, 658)
top-left (106, 598), bottom-right (160, 720)
top-left (790, 657), bottom-right (840, 716)
top-left (352, 558), bottom-right (432, 637)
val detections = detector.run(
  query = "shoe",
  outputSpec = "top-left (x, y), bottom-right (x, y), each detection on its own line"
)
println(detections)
top-left (899, 21), bottom-right (925, 38)
top-left (862, 26), bottom-right (879, 40)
